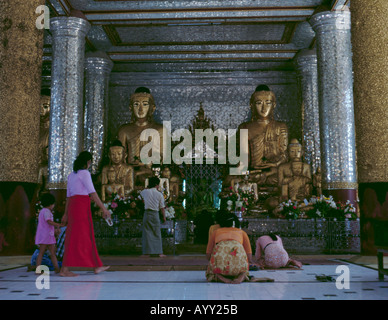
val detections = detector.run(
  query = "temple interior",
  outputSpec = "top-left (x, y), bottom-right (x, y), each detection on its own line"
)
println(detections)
top-left (1, 0), bottom-right (388, 301)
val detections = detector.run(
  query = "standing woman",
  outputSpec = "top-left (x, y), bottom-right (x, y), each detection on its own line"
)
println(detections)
top-left (60, 151), bottom-right (111, 277)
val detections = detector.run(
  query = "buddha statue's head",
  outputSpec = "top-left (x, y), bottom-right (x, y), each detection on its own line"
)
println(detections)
top-left (129, 87), bottom-right (156, 123)
top-left (151, 164), bottom-right (161, 177)
top-left (288, 139), bottom-right (302, 162)
top-left (40, 92), bottom-right (51, 119)
top-left (109, 140), bottom-right (126, 165)
top-left (107, 167), bottom-right (117, 184)
top-left (161, 166), bottom-right (171, 179)
top-left (250, 85), bottom-right (276, 121)
top-left (291, 162), bottom-right (303, 176)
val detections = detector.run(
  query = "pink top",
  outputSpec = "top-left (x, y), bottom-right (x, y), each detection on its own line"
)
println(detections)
top-left (35, 208), bottom-right (56, 245)
top-left (67, 170), bottom-right (96, 197)
top-left (255, 235), bottom-right (284, 260)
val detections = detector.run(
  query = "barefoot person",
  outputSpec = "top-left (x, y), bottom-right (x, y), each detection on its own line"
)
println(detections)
top-left (35, 193), bottom-right (63, 274)
top-left (60, 151), bottom-right (112, 277)
top-left (140, 176), bottom-right (166, 258)
top-left (255, 234), bottom-right (302, 269)
top-left (206, 211), bottom-right (257, 284)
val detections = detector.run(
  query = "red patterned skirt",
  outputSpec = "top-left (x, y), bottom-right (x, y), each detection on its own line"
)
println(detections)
top-left (206, 240), bottom-right (249, 282)
top-left (62, 195), bottom-right (103, 268)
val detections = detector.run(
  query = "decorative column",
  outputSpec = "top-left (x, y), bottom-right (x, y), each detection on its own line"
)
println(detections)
top-left (48, 15), bottom-right (90, 190)
top-left (295, 48), bottom-right (321, 176)
top-left (310, 9), bottom-right (358, 206)
top-left (351, 1), bottom-right (388, 254)
top-left (84, 52), bottom-right (114, 175)
top-left (0, 0), bottom-right (45, 254)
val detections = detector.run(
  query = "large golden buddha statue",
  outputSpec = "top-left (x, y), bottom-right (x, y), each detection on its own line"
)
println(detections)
top-left (118, 87), bottom-right (164, 166)
top-left (238, 85), bottom-right (289, 186)
top-left (101, 140), bottom-right (134, 199)
top-left (278, 139), bottom-right (312, 201)
top-left (117, 87), bottom-right (165, 188)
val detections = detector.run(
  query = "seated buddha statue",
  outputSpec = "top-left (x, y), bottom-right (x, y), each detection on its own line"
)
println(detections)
top-left (161, 166), bottom-right (182, 202)
top-left (101, 167), bottom-right (125, 202)
top-left (117, 87), bottom-right (166, 185)
top-left (101, 140), bottom-right (134, 198)
top-left (278, 139), bottom-right (312, 201)
top-left (145, 164), bottom-right (170, 200)
top-left (238, 85), bottom-right (289, 187)
top-left (313, 166), bottom-right (322, 196)
top-left (234, 172), bottom-right (259, 201)
top-left (37, 91), bottom-right (51, 195)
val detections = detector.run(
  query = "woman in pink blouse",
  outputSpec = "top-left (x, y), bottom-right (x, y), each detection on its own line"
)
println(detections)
top-left (60, 151), bottom-right (111, 277)
top-left (255, 234), bottom-right (302, 269)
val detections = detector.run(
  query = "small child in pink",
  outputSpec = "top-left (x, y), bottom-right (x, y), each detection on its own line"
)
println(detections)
top-left (35, 193), bottom-right (62, 274)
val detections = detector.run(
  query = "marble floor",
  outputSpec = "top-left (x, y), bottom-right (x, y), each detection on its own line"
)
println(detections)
top-left (0, 255), bottom-right (387, 301)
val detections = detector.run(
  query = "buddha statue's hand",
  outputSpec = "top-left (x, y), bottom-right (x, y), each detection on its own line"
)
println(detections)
top-left (253, 163), bottom-right (277, 170)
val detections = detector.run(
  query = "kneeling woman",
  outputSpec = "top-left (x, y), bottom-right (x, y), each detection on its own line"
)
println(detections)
top-left (206, 211), bottom-right (256, 284)
top-left (255, 234), bottom-right (302, 269)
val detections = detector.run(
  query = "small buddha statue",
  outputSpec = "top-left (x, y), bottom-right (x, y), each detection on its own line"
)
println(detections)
top-left (39, 93), bottom-right (51, 158)
top-left (161, 166), bottom-right (181, 201)
top-left (238, 85), bottom-right (289, 187)
top-left (160, 166), bottom-right (172, 200)
top-left (117, 87), bottom-right (166, 175)
top-left (192, 179), bottom-right (214, 215)
top-left (145, 165), bottom-right (170, 200)
top-left (102, 167), bottom-right (125, 202)
top-left (313, 167), bottom-right (322, 196)
top-left (278, 139), bottom-right (312, 201)
top-left (233, 171), bottom-right (258, 201)
top-left (37, 91), bottom-right (51, 194)
top-left (101, 140), bottom-right (134, 197)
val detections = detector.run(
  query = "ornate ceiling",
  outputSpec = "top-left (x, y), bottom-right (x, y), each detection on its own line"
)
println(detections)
top-left (44, 0), bottom-right (350, 73)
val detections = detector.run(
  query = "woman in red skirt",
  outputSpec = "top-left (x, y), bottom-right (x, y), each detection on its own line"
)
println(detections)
top-left (60, 151), bottom-right (112, 277)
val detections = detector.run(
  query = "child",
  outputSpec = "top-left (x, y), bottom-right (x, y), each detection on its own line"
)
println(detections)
top-left (35, 193), bottom-right (62, 274)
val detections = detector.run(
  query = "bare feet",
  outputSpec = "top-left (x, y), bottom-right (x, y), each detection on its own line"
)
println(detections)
top-left (159, 254), bottom-right (167, 258)
top-left (231, 273), bottom-right (246, 284)
top-left (288, 259), bottom-right (303, 268)
top-left (215, 274), bottom-right (232, 284)
top-left (215, 273), bottom-right (246, 284)
top-left (94, 266), bottom-right (110, 274)
top-left (59, 267), bottom-right (79, 277)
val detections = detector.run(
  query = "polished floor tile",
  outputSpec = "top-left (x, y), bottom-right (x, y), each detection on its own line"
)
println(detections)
top-left (0, 261), bottom-right (387, 300)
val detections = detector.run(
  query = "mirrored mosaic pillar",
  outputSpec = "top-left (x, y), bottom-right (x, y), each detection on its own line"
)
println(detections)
top-left (48, 16), bottom-right (90, 189)
top-left (84, 52), bottom-right (114, 174)
top-left (310, 9), bottom-right (357, 205)
top-left (351, 0), bottom-right (388, 254)
top-left (295, 48), bottom-right (321, 176)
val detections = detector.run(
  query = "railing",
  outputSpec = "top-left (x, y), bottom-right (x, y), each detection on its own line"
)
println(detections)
top-left (93, 219), bottom-right (188, 255)
top-left (93, 217), bottom-right (360, 255)
top-left (244, 218), bottom-right (360, 254)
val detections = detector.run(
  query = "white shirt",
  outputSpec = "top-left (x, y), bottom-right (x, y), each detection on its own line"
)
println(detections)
top-left (67, 170), bottom-right (96, 197)
top-left (140, 188), bottom-right (165, 211)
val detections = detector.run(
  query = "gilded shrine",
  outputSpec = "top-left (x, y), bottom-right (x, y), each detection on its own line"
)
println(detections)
top-left (2, 0), bottom-right (375, 256)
